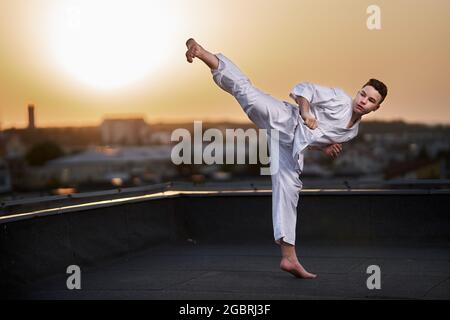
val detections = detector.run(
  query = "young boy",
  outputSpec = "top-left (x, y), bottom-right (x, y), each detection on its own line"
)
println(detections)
top-left (185, 38), bottom-right (388, 279)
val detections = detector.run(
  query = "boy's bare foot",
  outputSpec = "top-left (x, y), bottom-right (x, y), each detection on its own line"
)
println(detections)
top-left (185, 38), bottom-right (205, 63)
top-left (280, 257), bottom-right (317, 279)
top-left (184, 38), bottom-right (220, 69)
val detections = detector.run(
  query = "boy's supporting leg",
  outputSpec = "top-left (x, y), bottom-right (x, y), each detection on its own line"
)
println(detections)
top-left (272, 143), bottom-right (316, 279)
top-left (279, 241), bottom-right (317, 279)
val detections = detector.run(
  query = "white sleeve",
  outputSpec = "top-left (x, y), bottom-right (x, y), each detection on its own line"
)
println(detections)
top-left (289, 82), bottom-right (338, 105)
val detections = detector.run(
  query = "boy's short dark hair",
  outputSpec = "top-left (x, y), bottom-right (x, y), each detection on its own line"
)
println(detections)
top-left (363, 79), bottom-right (388, 104)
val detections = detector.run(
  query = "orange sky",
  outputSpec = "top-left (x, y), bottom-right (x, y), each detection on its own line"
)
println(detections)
top-left (0, 0), bottom-right (449, 129)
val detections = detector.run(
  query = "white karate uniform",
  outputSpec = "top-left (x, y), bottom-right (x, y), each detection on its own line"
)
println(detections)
top-left (211, 54), bottom-right (359, 245)
top-left (289, 82), bottom-right (361, 172)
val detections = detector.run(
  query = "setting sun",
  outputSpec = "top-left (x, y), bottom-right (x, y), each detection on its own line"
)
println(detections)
top-left (46, 0), bottom-right (181, 90)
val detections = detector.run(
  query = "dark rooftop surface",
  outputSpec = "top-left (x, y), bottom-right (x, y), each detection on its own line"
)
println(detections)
top-left (1, 186), bottom-right (449, 300)
top-left (11, 243), bottom-right (450, 300)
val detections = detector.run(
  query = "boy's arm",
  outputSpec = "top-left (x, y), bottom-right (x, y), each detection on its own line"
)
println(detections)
top-left (294, 96), bottom-right (318, 130)
top-left (307, 145), bottom-right (324, 151)
top-left (308, 143), bottom-right (343, 159)
top-left (290, 82), bottom-right (341, 130)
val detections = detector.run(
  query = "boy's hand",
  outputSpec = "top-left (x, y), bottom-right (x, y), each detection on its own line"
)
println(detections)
top-left (185, 38), bottom-right (203, 63)
top-left (303, 116), bottom-right (318, 130)
top-left (323, 143), bottom-right (342, 159)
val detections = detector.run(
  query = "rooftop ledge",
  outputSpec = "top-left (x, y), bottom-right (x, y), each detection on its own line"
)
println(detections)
top-left (1, 180), bottom-right (450, 224)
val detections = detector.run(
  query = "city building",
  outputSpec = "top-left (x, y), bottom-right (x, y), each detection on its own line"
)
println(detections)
top-left (28, 104), bottom-right (36, 130)
top-left (0, 159), bottom-right (11, 193)
top-left (23, 146), bottom-right (176, 189)
top-left (100, 118), bottom-right (151, 146)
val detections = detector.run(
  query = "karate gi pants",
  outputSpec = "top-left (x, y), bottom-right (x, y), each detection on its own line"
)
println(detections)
top-left (211, 53), bottom-right (303, 245)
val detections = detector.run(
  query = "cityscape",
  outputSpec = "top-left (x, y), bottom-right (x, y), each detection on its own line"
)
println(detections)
top-left (1, 104), bottom-right (449, 199)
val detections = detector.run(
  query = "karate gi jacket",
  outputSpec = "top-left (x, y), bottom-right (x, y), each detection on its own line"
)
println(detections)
top-left (289, 82), bottom-right (360, 172)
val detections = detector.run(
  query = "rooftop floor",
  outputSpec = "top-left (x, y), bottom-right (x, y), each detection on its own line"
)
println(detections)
top-left (13, 243), bottom-right (450, 300)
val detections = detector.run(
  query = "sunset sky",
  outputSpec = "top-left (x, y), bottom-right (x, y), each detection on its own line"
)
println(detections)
top-left (0, 0), bottom-right (449, 129)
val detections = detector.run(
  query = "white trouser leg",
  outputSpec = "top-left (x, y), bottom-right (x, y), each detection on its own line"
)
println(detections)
top-left (211, 53), bottom-right (297, 144)
top-left (270, 141), bottom-right (303, 245)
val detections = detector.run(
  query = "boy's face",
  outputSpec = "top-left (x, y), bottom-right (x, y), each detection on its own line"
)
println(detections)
top-left (352, 85), bottom-right (382, 116)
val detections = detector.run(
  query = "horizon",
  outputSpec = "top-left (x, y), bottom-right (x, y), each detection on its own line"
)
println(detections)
top-left (2, 115), bottom-right (450, 131)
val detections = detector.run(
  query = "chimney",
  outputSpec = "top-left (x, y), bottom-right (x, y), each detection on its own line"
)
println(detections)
top-left (28, 104), bottom-right (35, 130)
